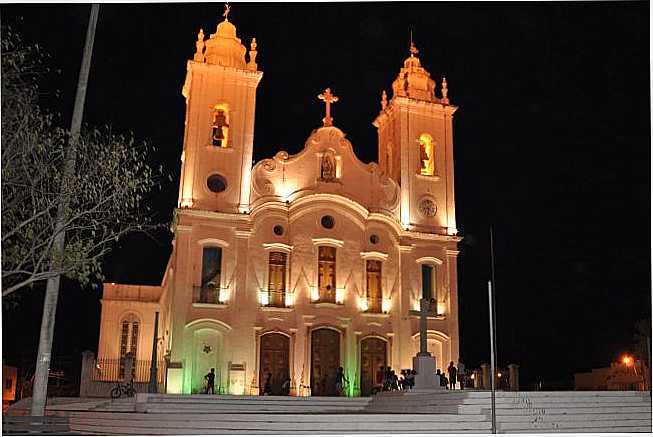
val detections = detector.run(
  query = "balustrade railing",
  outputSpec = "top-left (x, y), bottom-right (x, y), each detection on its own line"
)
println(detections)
top-left (260, 290), bottom-right (288, 308)
top-left (365, 297), bottom-right (383, 313)
top-left (192, 286), bottom-right (223, 305)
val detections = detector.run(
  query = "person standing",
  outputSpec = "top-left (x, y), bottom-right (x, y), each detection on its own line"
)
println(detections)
top-left (447, 361), bottom-right (457, 390)
top-left (456, 358), bottom-right (466, 390)
top-left (263, 372), bottom-right (272, 395)
top-left (204, 368), bottom-right (216, 394)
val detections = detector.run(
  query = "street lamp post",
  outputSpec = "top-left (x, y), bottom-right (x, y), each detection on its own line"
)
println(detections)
top-left (148, 312), bottom-right (160, 393)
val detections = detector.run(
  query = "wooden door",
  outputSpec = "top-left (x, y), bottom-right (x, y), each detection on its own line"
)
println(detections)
top-left (259, 333), bottom-right (290, 395)
top-left (360, 337), bottom-right (387, 396)
top-left (311, 329), bottom-right (340, 396)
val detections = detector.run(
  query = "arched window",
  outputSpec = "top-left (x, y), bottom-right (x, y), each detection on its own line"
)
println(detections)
top-left (119, 314), bottom-right (140, 379)
top-left (317, 246), bottom-right (336, 303)
top-left (211, 105), bottom-right (230, 147)
top-left (267, 252), bottom-right (287, 307)
top-left (195, 246), bottom-right (222, 304)
top-left (416, 256), bottom-right (444, 316)
top-left (366, 260), bottom-right (382, 313)
top-left (418, 134), bottom-right (435, 176)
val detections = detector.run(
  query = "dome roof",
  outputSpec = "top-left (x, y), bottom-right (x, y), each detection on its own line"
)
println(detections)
top-left (203, 18), bottom-right (247, 69)
top-left (391, 43), bottom-right (438, 103)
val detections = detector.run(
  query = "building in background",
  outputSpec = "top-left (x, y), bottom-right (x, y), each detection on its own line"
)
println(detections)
top-left (95, 9), bottom-right (461, 396)
top-left (575, 358), bottom-right (647, 391)
top-left (3, 365), bottom-right (17, 411)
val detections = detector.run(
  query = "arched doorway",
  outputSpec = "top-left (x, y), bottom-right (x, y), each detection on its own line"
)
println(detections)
top-left (191, 328), bottom-right (221, 394)
top-left (311, 328), bottom-right (340, 396)
top-left (360, 337), bottom-right (387, 396)
top-left (259, 333), bottom-right (290, 395)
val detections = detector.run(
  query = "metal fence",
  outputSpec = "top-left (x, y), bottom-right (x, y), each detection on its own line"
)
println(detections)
top-left (93, 358), bottom-right (166, 383)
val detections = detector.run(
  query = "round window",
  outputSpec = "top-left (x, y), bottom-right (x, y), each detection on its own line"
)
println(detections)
top-left (320, 215), bottom-right (335, 229)
top-left (370, 234), bottom-right (380, 244)
top-left (273, 225), bottom-right (284, 236)
top-left (207, 174), bottom-right (227, 193)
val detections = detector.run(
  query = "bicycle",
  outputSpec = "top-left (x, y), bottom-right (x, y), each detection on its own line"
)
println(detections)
top-left (110, 380), bottom-right (136, 399)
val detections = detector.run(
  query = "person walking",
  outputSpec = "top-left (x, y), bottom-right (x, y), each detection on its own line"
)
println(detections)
top-left (335, 366), bottom-right (348, 396)
top-left (204, 368), bottom-right (216, 394)
top-left (456, 358), bottom-right (466, 390)
top-left (447, 361), bottom-right (457, 390)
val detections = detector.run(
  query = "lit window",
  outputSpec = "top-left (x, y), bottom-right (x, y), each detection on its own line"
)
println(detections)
top-left (267, 252), bottom-right (287, 307)
top-left (418, 134), bottom-right (435, 176)
top-left (318, 246), bottom-right (336, 303)
top-left (119, 315), bottom-right (139, 379)
top-left (366, 260), bottom-right (382, 313)
top-left (195, 247), bottom-right (222, 304)
top-left (421, 264), bottom-right (439, 314)
top-left (211, 107), bottom-right (230, 147)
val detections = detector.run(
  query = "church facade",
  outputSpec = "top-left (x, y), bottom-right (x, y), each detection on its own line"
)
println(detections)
top-left (96, 12), bottom-right (462, 397)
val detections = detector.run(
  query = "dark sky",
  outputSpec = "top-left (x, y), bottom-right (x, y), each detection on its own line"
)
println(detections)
top-left (3, 2), bottom-right (650, 388)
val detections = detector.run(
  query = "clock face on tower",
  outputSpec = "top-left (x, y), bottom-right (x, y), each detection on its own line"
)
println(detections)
top-left (418, 198), bottom-right (437, 217)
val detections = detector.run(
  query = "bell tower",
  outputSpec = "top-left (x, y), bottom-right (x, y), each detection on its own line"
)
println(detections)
top-left (373, 43), bottom-right (458, 235)
top-left (177, 9), bottom-right (263, 213)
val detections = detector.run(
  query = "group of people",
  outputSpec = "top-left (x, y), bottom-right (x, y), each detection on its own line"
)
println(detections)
top-left (437, 358), bottom-right (466, 390)
top-left (203, 357), bottom-right (468, 395)
top-left (376, 366), bottom-right (417, 392)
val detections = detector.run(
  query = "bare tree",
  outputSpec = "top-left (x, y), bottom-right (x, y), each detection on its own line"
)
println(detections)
top-left (1, 30), bottom-right (165, 299)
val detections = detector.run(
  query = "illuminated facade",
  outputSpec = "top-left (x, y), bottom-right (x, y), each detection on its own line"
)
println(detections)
top-left (96, 13), bottom-right (462, 396)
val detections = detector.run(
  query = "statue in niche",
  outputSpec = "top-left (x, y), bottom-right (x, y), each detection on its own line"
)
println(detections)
top-left (418, 134), bottom-right (435, 176)
top-left (320, 151), bottom-right (336, 181)
top-left (212, 109), bottom-right (229, 147)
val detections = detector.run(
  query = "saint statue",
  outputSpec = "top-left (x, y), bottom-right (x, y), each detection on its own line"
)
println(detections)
top-left (212, 109), bottom-right (229, 147)
top-left (321, 151), bottom-right (336, 181)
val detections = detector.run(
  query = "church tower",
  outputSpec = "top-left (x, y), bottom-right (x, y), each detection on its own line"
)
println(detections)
top-left (177, 10), bottom-right (263, 214)
top-left (373, 43), bottom-right (457, 235)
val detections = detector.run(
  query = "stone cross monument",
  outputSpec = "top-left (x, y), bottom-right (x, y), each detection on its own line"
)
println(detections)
top-left (412, 298), bottom-right (441, 390)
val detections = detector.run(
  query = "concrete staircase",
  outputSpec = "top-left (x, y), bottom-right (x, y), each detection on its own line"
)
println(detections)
top-left (9, 391), bottom-right (651, 434)
top-left (367, 390), bottom-right (652, 433)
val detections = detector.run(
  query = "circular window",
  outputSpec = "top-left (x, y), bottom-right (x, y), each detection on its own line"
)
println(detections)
top-left (273, 225), bottom-right (284, 236)
top-left (370, 234), bottom-right (380, 244)
top-left (207, 174), bottom-right (227, 193)
top-left (320, 215), bottom-right (335, 229)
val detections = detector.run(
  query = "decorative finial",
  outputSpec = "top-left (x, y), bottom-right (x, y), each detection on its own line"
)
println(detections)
top-left (223, 3), bottom-right (231, 21)
top-left (441, 77), bottom-right (449, 104)
top-left (317, 88), bottom-right (339, 127)
top-left (410, 41), bottom-right (419, 57)
top-left (247, 37), bottom-right (258, 71)
top-left (381, 90), bottom-right (387, 110)
top-left (194, 29), bottom-right (205, 62)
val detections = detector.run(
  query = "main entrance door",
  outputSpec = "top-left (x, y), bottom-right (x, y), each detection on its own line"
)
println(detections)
top-left (259, 333), bottom-right (290, 395)
top-left (311, 328), bottom-right (340, 396)
top-left (360, 337), bottom-right (387, 396)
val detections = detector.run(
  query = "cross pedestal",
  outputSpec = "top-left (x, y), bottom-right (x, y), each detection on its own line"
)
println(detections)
top-left (412, 298), bottom-right (443, 391)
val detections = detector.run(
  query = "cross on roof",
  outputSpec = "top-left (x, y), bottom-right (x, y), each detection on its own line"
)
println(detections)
top-left (317, 88), bottom-right (339, 127)
top-left (223, 3), bottom-right (231, 21)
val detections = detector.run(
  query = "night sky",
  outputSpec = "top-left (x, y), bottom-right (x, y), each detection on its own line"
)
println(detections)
top-left (3, 2), bottom-right (650, 389)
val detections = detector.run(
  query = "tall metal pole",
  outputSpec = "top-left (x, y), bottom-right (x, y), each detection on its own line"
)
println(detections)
top-left (148, 312), bottom-right (160, 393)
top-left (30, 4), bottom-right (100, 416)
top-left (489, 225), bottom-right (498, 367)
top-left (488, 281), bottom-right (497, 434)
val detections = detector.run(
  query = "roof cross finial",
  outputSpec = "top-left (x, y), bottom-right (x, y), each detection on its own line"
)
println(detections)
top-left (410, 40), bottom-right (419, 57)
top-left (223, 3), bottom-right (231, 21)
top-left (317, 88), bottom-right (339, 127)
